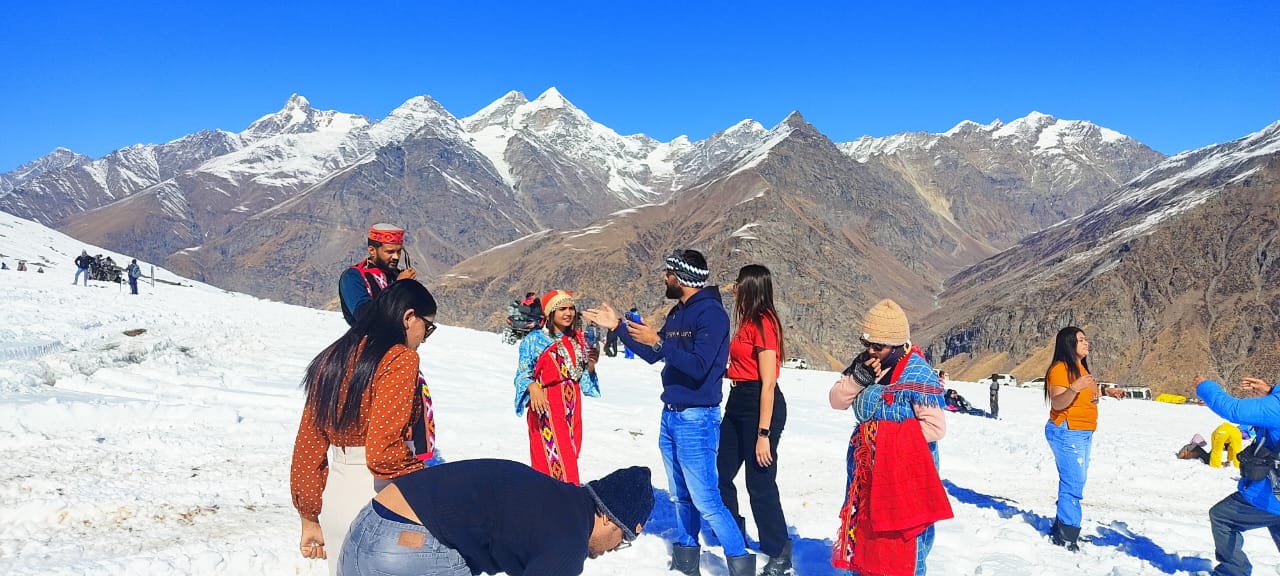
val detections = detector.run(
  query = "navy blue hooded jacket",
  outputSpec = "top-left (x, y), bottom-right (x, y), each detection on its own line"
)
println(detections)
top-left (616, 287), bottom-right (730, 406)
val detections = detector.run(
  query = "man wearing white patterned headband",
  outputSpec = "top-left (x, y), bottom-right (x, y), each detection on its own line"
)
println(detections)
top-left (583, 249), bottom-right (753, 576)
top-left (340, 223), bottom-right (417, 326)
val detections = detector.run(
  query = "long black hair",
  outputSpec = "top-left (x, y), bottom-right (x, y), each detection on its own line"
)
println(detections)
top-left (1045, 326), bottom-right (1089, 400)
top-left (733, 264), bottom-right (785, 360)
top-left (303, 279), bottom-right (437, 434)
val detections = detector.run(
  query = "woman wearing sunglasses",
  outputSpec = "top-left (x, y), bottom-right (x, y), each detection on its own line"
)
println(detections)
top-left (290, 279), bottom-right (440, 575)
top-left (513, 289), bottom-right (600, 484)
top-left (828, 299), bottom-right (952, 575)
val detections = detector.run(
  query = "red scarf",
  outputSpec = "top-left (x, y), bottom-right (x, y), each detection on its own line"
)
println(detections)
top-left (850, 418), bottom-right (953, 576)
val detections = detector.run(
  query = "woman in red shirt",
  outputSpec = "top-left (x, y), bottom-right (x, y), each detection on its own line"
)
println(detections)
top-left (717, 264), bottom-right (792, 575)
top-left (290, 280), bottom-right (439, 575)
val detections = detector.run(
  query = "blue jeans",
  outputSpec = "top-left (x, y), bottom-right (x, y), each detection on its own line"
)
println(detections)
top-left (74, 267), bottom-right (88, 285)
top-left (339, 504), bottom-right (470, 576)
top-left (1209, 492), bottom-right (1280, 576)
top-left (1045, 420), bottom-right (1093, 527)
top-left (660, 406), bottom-right (748, 557)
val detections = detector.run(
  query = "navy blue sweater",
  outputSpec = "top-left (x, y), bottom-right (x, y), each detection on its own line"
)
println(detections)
top-left (616, 287), bottom-right (730, 406)
top-left (393, 459), bottom-right (594, 576)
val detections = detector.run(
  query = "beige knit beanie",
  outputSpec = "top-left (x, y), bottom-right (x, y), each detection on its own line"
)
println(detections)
top-left (861, 298), bottom-right (910, 346)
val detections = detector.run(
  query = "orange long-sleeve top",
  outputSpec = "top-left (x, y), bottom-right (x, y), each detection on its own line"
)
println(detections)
top-left (1047, 361), bottom-right (1097, 431)
top-left (290, 344), bottom-right (424, 522)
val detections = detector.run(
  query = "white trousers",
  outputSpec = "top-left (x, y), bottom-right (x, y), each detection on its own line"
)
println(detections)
top-left (319, 446), bottom-right (376, 576)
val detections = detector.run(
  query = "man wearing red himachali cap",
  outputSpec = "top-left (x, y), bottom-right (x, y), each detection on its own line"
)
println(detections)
top-left (339, 223), bottom-right (417, 326)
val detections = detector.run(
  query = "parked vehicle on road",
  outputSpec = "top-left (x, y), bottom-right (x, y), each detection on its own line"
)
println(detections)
top-left (782, 357), bottom-right (810, 370)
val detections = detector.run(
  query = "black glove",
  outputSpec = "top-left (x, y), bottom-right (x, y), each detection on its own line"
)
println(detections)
top-left (842, 351), bottom-right (876, 388)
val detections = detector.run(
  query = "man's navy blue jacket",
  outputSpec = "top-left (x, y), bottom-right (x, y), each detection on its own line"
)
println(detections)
top-left (616, 287), bottom-right (730, 407)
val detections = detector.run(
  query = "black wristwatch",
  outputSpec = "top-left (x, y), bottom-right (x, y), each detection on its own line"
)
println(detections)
top-left (758, 428), bottom-right (770, 438)
top-left (651, 339), bottom-right (663, 353)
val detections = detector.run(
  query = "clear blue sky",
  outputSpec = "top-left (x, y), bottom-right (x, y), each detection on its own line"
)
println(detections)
top-left (2, 1), bottom-right (1278, 172)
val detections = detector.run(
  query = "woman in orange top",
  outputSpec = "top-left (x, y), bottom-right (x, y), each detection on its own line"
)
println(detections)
top-left (290, 279), bottom-right (438, 575)
top-left (1043, 326), bottom-right (1098, 552)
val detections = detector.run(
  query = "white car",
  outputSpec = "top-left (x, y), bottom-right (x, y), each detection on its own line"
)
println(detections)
top-left (781, 357), bottom-right (809, 370)
top-left (1025, 376), bottom-right (1046, 389)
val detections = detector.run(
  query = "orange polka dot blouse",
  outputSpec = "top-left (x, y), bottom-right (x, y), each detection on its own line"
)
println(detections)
top-left (290, 344), bottom-right (424, 522)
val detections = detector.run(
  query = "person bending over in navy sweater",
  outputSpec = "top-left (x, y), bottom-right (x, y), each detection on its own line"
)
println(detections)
top-left (338, 459), bottom-right (655, 576)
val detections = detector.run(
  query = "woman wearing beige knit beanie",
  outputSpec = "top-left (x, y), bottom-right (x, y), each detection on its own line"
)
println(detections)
top-left (828, 298), bottom-right (952, 575)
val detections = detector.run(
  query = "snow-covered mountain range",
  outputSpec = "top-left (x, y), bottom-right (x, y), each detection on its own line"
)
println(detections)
top-left (0, 88), bottom-right (1173, 380)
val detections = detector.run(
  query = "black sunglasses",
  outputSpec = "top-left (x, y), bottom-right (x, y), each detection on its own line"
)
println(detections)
top-left (860, 339), bottom-right (888, 352)
top-left (423, 317), bottom-right (437, 338)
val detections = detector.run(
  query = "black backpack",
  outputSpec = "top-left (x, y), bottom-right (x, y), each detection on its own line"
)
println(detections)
top-left (1238, 437), bottom-right (1280, 497)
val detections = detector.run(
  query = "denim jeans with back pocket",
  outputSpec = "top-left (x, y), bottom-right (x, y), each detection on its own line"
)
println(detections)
top-left (339, 504), bottom-right (470, 576)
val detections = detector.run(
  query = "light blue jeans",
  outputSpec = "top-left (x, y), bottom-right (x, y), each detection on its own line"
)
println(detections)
top-left (74, 266), bottom-right (89, 285)
top-left (1045, 420), bottom-right (1093, 527)
top-left (339, 504), bottom-right (470, 576)
top-left (660, 406), bottom-right (748, 557)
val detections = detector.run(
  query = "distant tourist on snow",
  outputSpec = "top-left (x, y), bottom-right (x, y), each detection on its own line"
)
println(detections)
top-left (1, 261), bottom-right (7, 270)
top-left (584, 249), bottom-right (754, 576)
top-left (16, 260), bottom-right (27, 271)
top-left (720, 264), bottom-right (794, 575)
top-left (828, 298), bottom-right (951, 575)
top-left (512, 289), bottom-right (600, 484)
top-left (603, 325), bottom-right (619, 357)
top-left (1178, 423), bottom-right (1256, 467)
top-left (1044, 326), bottom-right (1117, 552)
top-left (337, 460), bottom-right (654, 576)
top-left (126, 259), bottom-right (141, 295)
top-left (73, 249), bottom-right (91, 286)
top-left (1197, 375), bottom-right (1280, 576)
top-left (944, 388), bottom-right (976, 415)
top-left (1210, 421), bottom-right (1251, 469)
top-left (989, 373), bottom-right (1001, 419)
top-left (339, 223), bottom-right (416, 326)
top-left (291, 280), bottom-right (441, 576)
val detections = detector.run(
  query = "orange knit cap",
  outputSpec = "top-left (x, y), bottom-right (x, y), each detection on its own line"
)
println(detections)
top-left (541, 289), bottom-right (575, 317)
top-left (368, 223), bottom-right (405, 244)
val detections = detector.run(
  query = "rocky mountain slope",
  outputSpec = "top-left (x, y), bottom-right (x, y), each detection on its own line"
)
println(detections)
top-left (841, 112), bottom-right (1165, 250)
top-left (431, 113), bottom-right (999, 368)
top-left (919, 121), bottom-right (1280, 396)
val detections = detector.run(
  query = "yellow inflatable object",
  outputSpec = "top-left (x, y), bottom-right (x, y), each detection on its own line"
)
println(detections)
top-left (1155, 393), bottom-right (1187, 404)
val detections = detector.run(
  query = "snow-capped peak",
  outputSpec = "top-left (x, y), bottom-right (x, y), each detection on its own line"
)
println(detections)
top-left (241, 94), bottom-right (369, 141)
top-left (284, 93), bottom-right (310, 111)
top-left (461, 91), bottom-right (530, 132)
top-left (991, 111), bottom-right (1057, 140)
top-left (530, 87), bottom-right (572, 111)
top-left (943, 120), bottom-right (982, 136)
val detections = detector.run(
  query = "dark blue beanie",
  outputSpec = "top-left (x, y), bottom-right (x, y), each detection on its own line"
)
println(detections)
top-left (585, 466), bottom-right (654, 540)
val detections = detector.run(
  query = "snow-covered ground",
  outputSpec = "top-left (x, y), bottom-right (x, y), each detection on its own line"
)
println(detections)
top-left (0, 214), bottom-right (1273, 575)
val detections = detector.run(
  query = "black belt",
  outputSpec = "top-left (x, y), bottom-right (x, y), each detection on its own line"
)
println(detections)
top-left (731, 380), bottom-right (762, 388)
top-left (663, 403), bottom-right (715, 412)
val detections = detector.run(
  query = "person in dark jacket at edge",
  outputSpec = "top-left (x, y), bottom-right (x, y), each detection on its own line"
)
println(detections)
top-left (584, 249), bottom-right (756, 576)
top-left (340, 223), bottom-right (416, 326)
top-left (1197, 375), bottom-right (1280, 576)
top-left (338, 459), bottom-right (655, 576)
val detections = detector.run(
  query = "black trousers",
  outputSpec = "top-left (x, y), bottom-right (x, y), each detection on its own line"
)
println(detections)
top-left (717, 382), bottom-right (789, 557)
top-left (604, 331), bottom-right (619, 357)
